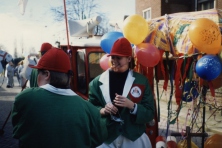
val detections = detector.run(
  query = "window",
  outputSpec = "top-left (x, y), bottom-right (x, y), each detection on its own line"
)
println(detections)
top-left (198, 0), bottom-right (214, 10)
top-left (143, 8), bottom-right (151, 21)
top-left (88, 52), bottom-right (106, 82)
top-left (76, 50), bottom-right (86, 94)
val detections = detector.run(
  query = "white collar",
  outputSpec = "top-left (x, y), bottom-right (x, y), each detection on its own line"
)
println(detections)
top-left (40, 84), bottom-right (77, 96)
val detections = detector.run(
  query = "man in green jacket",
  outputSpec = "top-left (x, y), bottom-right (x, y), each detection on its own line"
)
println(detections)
top-left (12, 48), bottom-right (107, 148)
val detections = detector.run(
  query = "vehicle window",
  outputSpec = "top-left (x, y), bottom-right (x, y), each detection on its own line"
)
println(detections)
top-left (76, 50), bottom-right (86, 94)
top-left (88, 52), bottom-right (105, 82)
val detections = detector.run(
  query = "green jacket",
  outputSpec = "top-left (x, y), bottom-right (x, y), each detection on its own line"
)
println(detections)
top-left (89, 70), bottom-right (154, 144)
top-left (12, 87), bottom-right (107, 148)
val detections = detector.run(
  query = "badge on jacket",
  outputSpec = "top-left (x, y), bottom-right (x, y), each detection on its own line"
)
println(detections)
top-left (129, 84), bottom-right (145, 103)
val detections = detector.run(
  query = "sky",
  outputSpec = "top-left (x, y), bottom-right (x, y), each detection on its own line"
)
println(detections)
top-left (0, 0), bottom-right (135, 57)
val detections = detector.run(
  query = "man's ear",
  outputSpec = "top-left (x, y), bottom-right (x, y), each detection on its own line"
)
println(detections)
top-left (45, 71), bottom-right (50, 80)
top-left (128, 57), bottom-right (132, 62)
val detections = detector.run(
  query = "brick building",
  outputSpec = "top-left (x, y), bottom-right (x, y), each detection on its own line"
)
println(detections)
top-left (136, 0), bottom-right (222, 20)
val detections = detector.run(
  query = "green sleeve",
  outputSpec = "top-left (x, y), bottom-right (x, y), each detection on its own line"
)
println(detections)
top-left (86, 102), bottom-right (108, 147)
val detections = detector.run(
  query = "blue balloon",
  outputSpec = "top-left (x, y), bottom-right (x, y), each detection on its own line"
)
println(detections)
top-left (196, 55), bottom-right (222, 81)
top-left (100, 31), bottom-right (123, 53)
top-left (182, 80), bottom-right (199, 102)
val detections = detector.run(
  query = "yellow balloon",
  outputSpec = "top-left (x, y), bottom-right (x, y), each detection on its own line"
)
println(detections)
top-left (189, 18), bottom-right (221, 54)
top-left (177, 139), bottom-right (199, 148)
top-left (123, 14), bottom-right (149, 45)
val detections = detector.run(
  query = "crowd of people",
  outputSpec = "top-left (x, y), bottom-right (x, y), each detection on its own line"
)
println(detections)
top-left (8, 38), bottom-right (155, 148)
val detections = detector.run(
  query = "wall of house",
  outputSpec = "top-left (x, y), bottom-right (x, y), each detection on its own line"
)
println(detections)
top-left (216, 0), bottom-right (222, 10)
top-left (135, 0), bottom-right (222, 22)
top-left (135, 0), bottom-right (161, 19)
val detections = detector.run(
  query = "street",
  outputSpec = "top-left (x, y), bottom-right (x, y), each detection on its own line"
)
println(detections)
top-left (0, 76), bottom-right (20, 148)
top-left (0, 76), bottom-right (221, 147)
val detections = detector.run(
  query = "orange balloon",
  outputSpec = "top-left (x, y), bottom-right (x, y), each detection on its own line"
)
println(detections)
top-left (123, 14), bottom-right (149, 45)
top-left (189, 18), bottom-right (221, 54)
top-left (204, 134), bottom-right (222, 148)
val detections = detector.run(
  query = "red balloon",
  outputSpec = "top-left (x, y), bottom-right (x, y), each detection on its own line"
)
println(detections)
top-left (156, 136), bottom-right (166, 143)
top-left (136, 43), bottom-right (161, 67)
top-left (99, 54), bottom-right (110, 71)
top-left (167, 141), bottom-right (178, 148)
top-left (156, 136), bottom-right (166, 148)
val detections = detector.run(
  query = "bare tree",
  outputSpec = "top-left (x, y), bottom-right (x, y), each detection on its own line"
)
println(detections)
top-left (51, 0), bottom-right (98, 21)
top-left (50, 0), bottom-right (110, 35)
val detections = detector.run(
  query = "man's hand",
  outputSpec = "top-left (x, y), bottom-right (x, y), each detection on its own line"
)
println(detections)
top-left (100, 102), bottom-right (118, 116)
top-left (113, 93), bottom-right (134, 110)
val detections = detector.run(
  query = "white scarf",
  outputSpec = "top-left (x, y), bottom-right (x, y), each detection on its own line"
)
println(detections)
top-left (40, 84), bottom-right (77, 96)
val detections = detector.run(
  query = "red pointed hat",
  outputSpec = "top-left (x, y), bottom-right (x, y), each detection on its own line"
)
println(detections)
top-left (30, 48), bottom-right (71, 73)
top-left (39, 42), bottom-right (52, 52)
top-left (107, 37), bottom-right (132, 57)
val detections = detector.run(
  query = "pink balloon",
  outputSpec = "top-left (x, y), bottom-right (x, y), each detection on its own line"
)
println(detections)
top-left (136, 43), bottom-right (161, 67)
top-left (100, 54), bottom-right (110, 71)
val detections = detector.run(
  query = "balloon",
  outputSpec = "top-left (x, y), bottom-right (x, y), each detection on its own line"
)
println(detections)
top-left (177, 139), bottom-right (198, 148)
top-left (156, 136), bottom-right (166, 148)
top-left (167, 136), bottom-right (177, 143)
top-left (136, 43), bottom-right (161, 67)
top-left (99, 54), bottom-right (111, 71)
top-left (167, 141), bottom-right (177, 148)
top-left (189, 18), bottom-right (221, 54)
top-left (195, 55), bottom-right (222, 81)
top-left (204, 134), bottom-right (222, 148)
top-left (123, 14), bottom-right (149, 45)
top-left (100, 31), bottom-right (124, 53)
top-left (182, 80), bottom-right (199, 102)
top-left (166, 136), bottom-right (177, 148)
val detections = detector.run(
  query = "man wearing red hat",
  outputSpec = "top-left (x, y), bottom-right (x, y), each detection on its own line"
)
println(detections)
top-left (89, 37), bottom-right (154, 148)
top-left (29, 42), bottom-right (52, 87)
top-left (12, 48), bottom-right (107, 148)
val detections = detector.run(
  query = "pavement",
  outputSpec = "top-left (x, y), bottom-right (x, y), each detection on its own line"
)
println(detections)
top-left (0, 76), bottom-right (221, 148)
top-left (0, 76), bottom-right (20, 148)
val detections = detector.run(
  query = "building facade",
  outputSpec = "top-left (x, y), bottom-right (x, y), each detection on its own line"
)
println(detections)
top-left (136, 0), bottom-right (222, 20)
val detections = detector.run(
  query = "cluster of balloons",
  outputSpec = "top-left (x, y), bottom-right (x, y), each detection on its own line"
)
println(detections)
top-left (99, 14), bottom-right (161, 69)
top-left (156, 136), bottom-right (178, 148)
top-left (189, 18), bottom-right (222, 81)
top-left (156, 136), bottom-right (199, 148)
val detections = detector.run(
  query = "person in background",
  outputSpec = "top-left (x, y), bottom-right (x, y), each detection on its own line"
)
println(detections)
top-left (89, 37), bottom-right (155, 148)
top-left (29, 42), bottom-right (52, 87)
top-left (17, 61), bottom-right (25, 88)
top-left (6, 62), bottom-right (14, 88)
top-left (14, 65), bottom-right (20, 86)
top-left (12, 47), bottom-right (107, 148)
